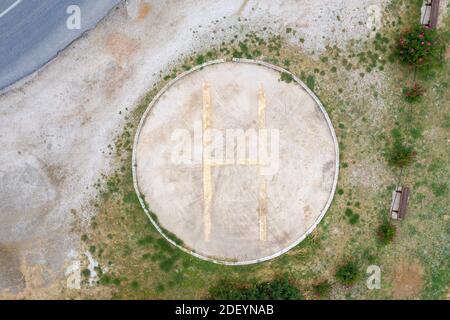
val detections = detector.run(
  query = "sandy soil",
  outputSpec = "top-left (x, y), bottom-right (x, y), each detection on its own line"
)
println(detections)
top-left (0, 0), bottom-right (383, 296)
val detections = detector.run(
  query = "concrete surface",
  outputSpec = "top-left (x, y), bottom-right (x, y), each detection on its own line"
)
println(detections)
top-left (134, 61), bottom-right (338, 263)
top-left (0, 0), bottom-right (121, 90)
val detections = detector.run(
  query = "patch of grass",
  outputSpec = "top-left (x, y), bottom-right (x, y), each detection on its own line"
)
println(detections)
top-left (345, 208), bottom-right (353, 217)
top-left (306, 75), bottom-right (316, 90)
top-left (385, 130), bottom-right (414, 168)
top-left (195, 54), bottom-right (206, 65)
top-left (335, 261), bottom-right (360, 286)
top-left (421, 254), bottom-right (450, 299)
top-left (209, 276), bottom-right (303, 300)
top-left (348, 214), bottom-right (360, 225)
top-left (280, 72), bottom-right (294, 83)
top-left (137, 235), bottom-right (154, 247)
top-left (123, 191), bottom-right (139, 205)
top-left (402, 83), bottom-right (425, 103)
top-left (430, 182), bottom-right (448, 197)
top-left (344, 208), bottom-right (360, 224)
top-left (156, 283), bottom-right (165, 293)
top-left (105, 175), bottom-right (120, 194)
top-left (312, 281), bottom-right (332, 299)
top-left (377, 220), bottom-right (396, 245)
top-left (130, 281), bottom-right (139, 290)
top-left (81, 269), bottom-right (91, 278)
top-left (410, 127), bottom-right (422, 140)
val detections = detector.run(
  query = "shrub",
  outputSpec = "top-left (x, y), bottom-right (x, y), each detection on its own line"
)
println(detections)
top-left (345, 208), bottom-right (360, 225)
top-left (130, 281), bottom-right (140, 290)
top-left (377, 220), bottom-right (396, 245)
top-left (280, 72), bottom-right (293, 83)
top-left (402, 83), bottom-right (425, 102)
top-left (210, 276), bottom-right (303, 300)
top-left (306, 75), bottom-right (315, 90)
top-left (348, 213), bottom-right (360, 225)
top-left (312, 281), bottom-right (332, 299)
top-left (387, 139), bottom-right (414, 167)
top-left (335, 261), bottom-right (359, 286)
top-left (345, 208), bottom-right (353, 217)
top-left (396, 24), bottom-right (443, 68)
top-left (195, 54), bottom-right (205, 65)
top-left (385, 130), bottom-right (414, 168)
top-left (81, 268), bottom-right (91, 278)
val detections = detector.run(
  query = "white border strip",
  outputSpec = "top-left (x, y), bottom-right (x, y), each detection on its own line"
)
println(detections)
top-left (0, 0), bottom-right (22, 19)
top-left (132, 59), bottom-right (340, 266)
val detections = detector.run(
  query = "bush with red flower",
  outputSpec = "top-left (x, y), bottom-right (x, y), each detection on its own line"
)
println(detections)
top-left (396, 24), bottom-right (443, 68)
top-left (402, 82), bottom-right (425, 103)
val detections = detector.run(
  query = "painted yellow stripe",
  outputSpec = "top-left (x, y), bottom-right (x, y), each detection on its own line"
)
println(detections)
top-left (258, 84), bottom-right (268, 241)
top-left (202, 83), bottom-right (213, 241)
top-left (236, 0), bottom-right (250, 16)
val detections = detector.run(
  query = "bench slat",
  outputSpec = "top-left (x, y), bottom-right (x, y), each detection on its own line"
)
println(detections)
top-left (398, 187), bottom-right (410, 219)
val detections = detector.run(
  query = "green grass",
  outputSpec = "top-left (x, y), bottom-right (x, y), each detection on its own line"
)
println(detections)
top-left (335, 261), bottom-right (360, 286)
top-left (385, 130), bottom-right (414, 168)
top-left (306, 75), bottom-right (315, 90)
top-left (280, 72), bottom-right (293, 83)
top-left (209, 276), bottom-right (303, 300)
top-left (377, 220), bottom-right (396, 245)
top-left (431, 182), bottom-right (448, 197)
top-left (312, 281), bottom-right (332, 299)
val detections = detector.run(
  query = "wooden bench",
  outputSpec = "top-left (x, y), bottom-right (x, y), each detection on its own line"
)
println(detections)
top-left (421, 0), bottom-right (440, 29)
top-left (390, 186), bottom-right (410, 220)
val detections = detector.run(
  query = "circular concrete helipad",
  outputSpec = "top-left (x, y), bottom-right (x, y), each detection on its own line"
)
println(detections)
top-left (133, 60), bottom-right (339, 264)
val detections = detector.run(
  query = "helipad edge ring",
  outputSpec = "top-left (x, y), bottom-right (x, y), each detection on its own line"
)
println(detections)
top-left (132, 58), bottom-right (339, 265)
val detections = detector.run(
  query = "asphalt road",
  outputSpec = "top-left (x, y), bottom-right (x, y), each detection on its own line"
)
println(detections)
top-left (0, 0), bottom-right (121, 91)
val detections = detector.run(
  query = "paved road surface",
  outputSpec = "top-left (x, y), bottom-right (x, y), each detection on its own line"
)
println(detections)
top-left (0, 0), bottom-right (121, 91)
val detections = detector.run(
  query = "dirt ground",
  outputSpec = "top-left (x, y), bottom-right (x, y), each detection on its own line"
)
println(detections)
top-left (0, 0), bottom-right (394, 297)
top-left (392, 260), bottom-right (424, 299)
